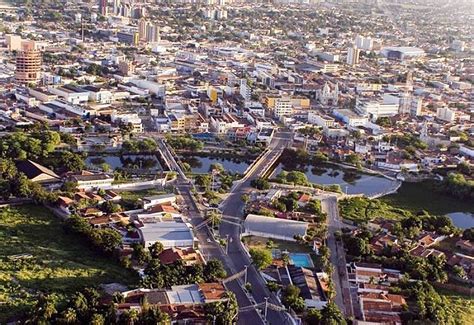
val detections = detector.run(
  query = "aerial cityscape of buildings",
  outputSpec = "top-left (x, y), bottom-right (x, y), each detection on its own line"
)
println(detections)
top-left (0, 0), bottom-right (472, 324)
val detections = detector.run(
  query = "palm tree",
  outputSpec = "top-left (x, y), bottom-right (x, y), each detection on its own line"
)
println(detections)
top-left (60, 308), bottom-right (77, 324)
top-left (206, 211), bottom-right (222, 229)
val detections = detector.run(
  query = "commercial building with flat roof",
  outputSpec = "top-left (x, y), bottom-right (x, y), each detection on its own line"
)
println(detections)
top-left (243, 214), bottom-right (308, 241)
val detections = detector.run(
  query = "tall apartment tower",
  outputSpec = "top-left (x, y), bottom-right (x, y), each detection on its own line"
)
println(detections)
top-left (99, 0), bottom-right (108, 16)
top-left (146, 23), bottom-right (160, 43)
top-left (138, 18), bottom-right (147, 41)
top-left (346, 46), bottom-right (360, 66)
top-left (355, 35), bottom-right (374, 51)
top-left (15, 41), bottom-right (41, 84)
top-left (113, 0), bottom-right (121, 15)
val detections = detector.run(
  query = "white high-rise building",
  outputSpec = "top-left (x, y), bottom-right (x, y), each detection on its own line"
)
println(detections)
top-left (146, 23), bottom-right (160, 43)
top-left (436, 107), bottom-right (455, 123)
top-left (451, 40), bottom-right (465, 52)
top-left (355, 35), bottom-right (374, 51)
top-left (113, 0), bottom-right (121, 15)
top-left (240, 79), bottom-right (251, 102)
top-left (347, 46), bottom-right (360, 66)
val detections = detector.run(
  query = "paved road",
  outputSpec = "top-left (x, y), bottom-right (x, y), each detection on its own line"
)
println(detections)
top-left (158, 137), bottom-right (271, 324)
top-left (321, 196), bottom-right (353, 318)
top-left (219, 132), bottom-right (293, 325)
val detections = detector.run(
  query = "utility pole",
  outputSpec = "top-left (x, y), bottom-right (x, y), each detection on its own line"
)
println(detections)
top-left (225, 234), bottom-right (230, 255)
top-left (244, 264), bottom-right (248, 284)
top-left (264, 297), bottom-right (269, 322)
top-left (212, 315), bottom-right (216, 325)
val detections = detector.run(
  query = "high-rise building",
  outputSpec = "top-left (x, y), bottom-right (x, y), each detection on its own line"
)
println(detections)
top-left (146, 23), bottom-right (160, 43)
top-left (138, 18), bottom-right (147, 41)
top-left (6, 34), bottom-right (22, 51)
top-left (436, 107), bottom-right (455, 123)
top-left (118, 59), bottom-right (135, 76)
top-left (451, 40), bottom-right (465, 52)
top-left (99, 0), bottom-right (108, 16)
top-left (346, 46), bottom-right (360, 66)
top-left (355, 35), bottom-right (373, 51)
top-left (117, 31), bottom-right (139, 46)
top-left (113, 0), bottom-right (121, 15)
top-left (15, 41), bottom-right (42, 85)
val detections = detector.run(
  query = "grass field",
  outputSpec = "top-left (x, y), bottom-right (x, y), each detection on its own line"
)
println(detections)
top-left (244, 235), bottom-right (314, 254)
top-left (435, 287), bottom-right (474, 325)
top-left (338, 197), bottom-right (409, 224)
top-left (119, 188), bottom-right (167, 209)
top-left (0, 205), bottom-right (137, 323)
top-left (381, 181), bottom-right (474, 215)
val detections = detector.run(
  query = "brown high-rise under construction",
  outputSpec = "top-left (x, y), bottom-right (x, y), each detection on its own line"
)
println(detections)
top-left (15, 40), bottom-right (41, 84)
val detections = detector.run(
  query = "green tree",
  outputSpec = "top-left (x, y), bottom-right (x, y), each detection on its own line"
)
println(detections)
top-left (462, 228), bottom-right (474, 241)
top-left (195, 174), bottom-right (211, 189)
top-left (90, 313), bottom-right (105, 325)
top-left (282, 285), bottom-right (305, 312)
top-left (203, 259), bottom-right (227, 282)
top-left (209, 162), bottom-right (224, 173)
top-left (30, 293), bottom-right (58, 323)
top-left (139, 306), bottom-right (170, 324)
top-left (320, 302), bottom-right (347, 325)
top-left (250, 177), bottom-right (270, 190)
top-left (133, 243), bottom-right (151, 265)
top-left (59, 151), bottom-right (85, 172)
top-left (249, 248), bottom-right (272, 270)
top-left (206, 211), bottom-right (222, 228)
top-left (205, 292), bottom-right (238, 325)
top-left (59, 307), bottom-right (78, 324)
top-left (149, 241), bottom-right (164, 258)
top-left (286, 171), bottom-right (308, 185)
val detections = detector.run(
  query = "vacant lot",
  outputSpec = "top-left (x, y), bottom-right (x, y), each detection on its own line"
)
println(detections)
top-left (0, 205), bottom-right (137, 323)
top-left (338, 197), bottom-right (409, 224)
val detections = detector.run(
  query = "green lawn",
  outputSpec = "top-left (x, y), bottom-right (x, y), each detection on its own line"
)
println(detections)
top-left (244, 235), bottom-right (313, 253)
top-left (0, 205), bottom-right (137, 323)
top-left (338, 197), bottom-right (409, 224)
top-left (381, 181), bottom-right (474, 215)
top-left (435, 287), bottom-right (474, 325)
top-left (119, 188), bottom-right (167, 209)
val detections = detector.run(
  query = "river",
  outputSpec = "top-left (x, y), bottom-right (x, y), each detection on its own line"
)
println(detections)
top-left (178, 153), bottom-right (252, 174)
top-left (272, 163), bottom-right (398, 197)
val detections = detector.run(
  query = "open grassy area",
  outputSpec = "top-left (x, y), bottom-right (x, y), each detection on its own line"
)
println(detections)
top-left (244, 235), bottom-right (313, 253)
top-left (119, 188), bottom-right (167, 209)
top-left (435, 287), bottom-right (474, 325)
top-left (338, 197), bottom-right (409, 224)
top-left (0, 205), bottom-right (137, 323)
top-left (381, 181), bottom-right (474, 215)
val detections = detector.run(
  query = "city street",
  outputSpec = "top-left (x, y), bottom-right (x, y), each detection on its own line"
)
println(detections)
top-left (321, 196), bottom-right (353, 318)
top-left (160, 134), bottom-right (294, 324)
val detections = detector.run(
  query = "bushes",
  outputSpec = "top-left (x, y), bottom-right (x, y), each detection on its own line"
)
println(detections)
top-left (282, 285), bottom-right (305, 312)
top-left (64, 215), bottom-right (122, 255)
top-left (438, 172), bottom-right (474, 200)
top-left (122, 139), bottom-right (157, 153)
top-left (276, 170), bottom-right (309, 186)
top-left (250, 177), bottom-right (270, 190)
top-left (338, 197), bottom-right (408, 223)
top-left (166, 135), bottom-right (203, 152)
top-left (249, 248), bottom-right (273, 270)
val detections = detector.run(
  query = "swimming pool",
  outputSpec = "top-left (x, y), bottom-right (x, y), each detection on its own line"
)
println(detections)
top-left (289, 253), bottom-right (314, 268)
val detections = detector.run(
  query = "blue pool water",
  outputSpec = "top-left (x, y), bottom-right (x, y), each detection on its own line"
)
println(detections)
top-left (289, 253), bottom-right (314, 268)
